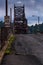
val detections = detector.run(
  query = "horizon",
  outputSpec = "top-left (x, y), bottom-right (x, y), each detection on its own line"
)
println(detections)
top-left (0, 0), bottom-right (43, 26)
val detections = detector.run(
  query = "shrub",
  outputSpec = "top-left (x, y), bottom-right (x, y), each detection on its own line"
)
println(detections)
top-left (5, 34), bottom-right (15, 54)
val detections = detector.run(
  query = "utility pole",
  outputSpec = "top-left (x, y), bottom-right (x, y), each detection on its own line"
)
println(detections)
top-left (6, 0), bottom-right (8, 16)
top-left (38, 16), bottom-right (40, 32)
top-left (32, 15), bottom-right (40, 33)
top-left (10, 8), bottom-right (12, 23)
top-left (38, 16), bottom-right (40, 24)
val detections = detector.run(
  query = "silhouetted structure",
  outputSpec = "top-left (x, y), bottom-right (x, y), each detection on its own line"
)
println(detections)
top-left (4, 0), bottom-right (10, 28)
top-left (0, 29), bottom-right (1, 50)
top-left (6, 0), bottom-right (8, 16)
top-left (4, 0), bottom-right (11, 39)
top-left (0, 0), bottom-right (11, 50)
top-left (10, 8), bottom-right (12, 23)
top-left (0, 27), bottom-right (8, 50)
top-left (14, 4), bottom-right (28, 34)
top-left (1, 27), bottom-right (8, 49)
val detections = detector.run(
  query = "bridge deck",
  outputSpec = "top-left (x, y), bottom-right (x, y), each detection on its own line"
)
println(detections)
top-left (1, 34), bottom-right (43, 65)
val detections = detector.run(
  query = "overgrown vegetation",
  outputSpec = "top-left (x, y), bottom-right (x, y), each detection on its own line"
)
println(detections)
top-left (0, 21), bottom-right (4, 28)
top-left (28, 23), bottom-right (43, 34)
top-left (5, 34), bottom-right (16, 54)
top-left (0, 21), bottom-right (43, 34)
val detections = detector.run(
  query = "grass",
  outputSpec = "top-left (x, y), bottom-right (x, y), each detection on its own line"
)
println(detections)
top-left (5, 34), bottom-right (16, 54)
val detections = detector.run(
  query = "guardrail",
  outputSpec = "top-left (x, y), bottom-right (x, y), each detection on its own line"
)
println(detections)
top-left (0, 34), bottom-right (15, 64)
top-left (0, 41), bottom-right (9, 64)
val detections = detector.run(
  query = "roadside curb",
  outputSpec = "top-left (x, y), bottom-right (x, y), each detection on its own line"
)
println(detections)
top-left (0, 41), bottom-right (9, 64)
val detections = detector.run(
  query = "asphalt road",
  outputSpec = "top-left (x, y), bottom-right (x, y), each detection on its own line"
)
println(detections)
top-left (1, 34), bottom-right (43, 65)
top-left (1, 54), bottom-right (42, 65)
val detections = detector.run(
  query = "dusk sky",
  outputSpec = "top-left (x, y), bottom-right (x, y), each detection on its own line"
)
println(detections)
top-left (0, 0), bottom-right (43, 26)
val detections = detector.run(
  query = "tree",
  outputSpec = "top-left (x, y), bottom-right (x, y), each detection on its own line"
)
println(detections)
top-left (0, 21), bottom-right (4, 28)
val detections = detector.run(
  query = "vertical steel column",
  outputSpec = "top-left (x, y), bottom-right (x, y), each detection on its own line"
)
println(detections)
top-left (6, 0), bottom-right (8, 16)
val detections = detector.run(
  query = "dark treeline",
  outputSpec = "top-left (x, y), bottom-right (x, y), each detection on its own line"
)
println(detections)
top-left (28, 23), bottom-right (43, 34)
top-left (0, 21), bottom-right (43, 34)
top-left (0, 21), bottom-right (4, 28)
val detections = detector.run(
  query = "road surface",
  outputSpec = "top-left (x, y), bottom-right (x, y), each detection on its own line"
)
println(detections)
top-left (1, 34), bottom-right (43, 65)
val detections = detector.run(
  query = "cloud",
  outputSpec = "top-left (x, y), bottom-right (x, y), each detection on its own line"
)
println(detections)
top-left (30, 0), bottom-right (35, 5)
top-left (17, 1), bottom-right (22, 4)
top-left (0, 0), bottom-right (43, 25)
top-left (0, 9), bottom-right (5, 17)
top-left (25, 7), bottom-right (39, 18)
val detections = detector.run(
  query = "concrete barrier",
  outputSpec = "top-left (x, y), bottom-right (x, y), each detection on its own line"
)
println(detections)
top-left (0, 41), bottom-right (9, 64)
top-left (0, 34), bottom-right (15, 64)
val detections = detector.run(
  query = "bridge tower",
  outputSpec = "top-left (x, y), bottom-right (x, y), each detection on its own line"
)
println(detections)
top-left (4, 0), bottom-right (10, 28)
top-left (14, 4), bottom-right (28, 34)
top-left (4, 0), bottom-right (11, 35)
